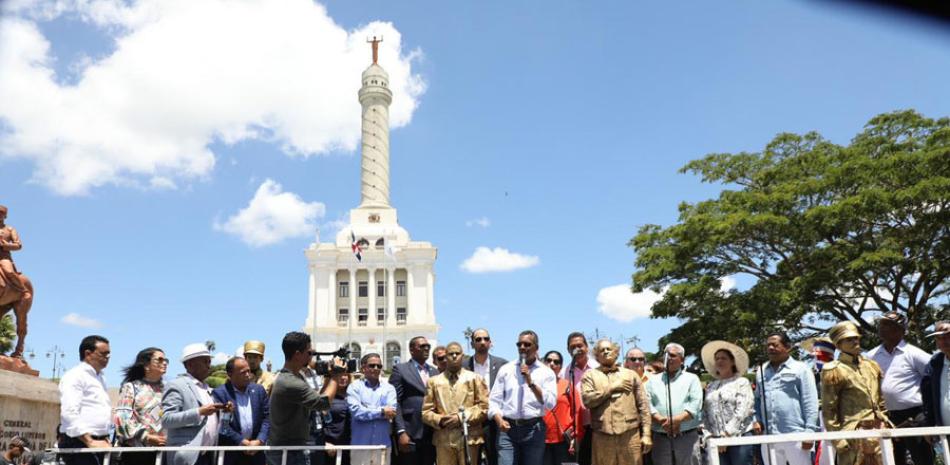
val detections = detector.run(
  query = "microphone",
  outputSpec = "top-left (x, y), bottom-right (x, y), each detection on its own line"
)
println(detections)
top-left (520, 354), bottom-right (526, 365)
top-left (571, 348), bottom-right (582, 358)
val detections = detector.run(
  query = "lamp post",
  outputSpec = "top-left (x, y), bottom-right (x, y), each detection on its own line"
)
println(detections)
top-left (47, 345), bottom-right (66, 379)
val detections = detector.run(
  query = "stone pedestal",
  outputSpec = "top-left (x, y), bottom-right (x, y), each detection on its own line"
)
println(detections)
top-left (0, 355), bottom-right (39, 376)
top-left (0, 370), bottom-right (59, 451)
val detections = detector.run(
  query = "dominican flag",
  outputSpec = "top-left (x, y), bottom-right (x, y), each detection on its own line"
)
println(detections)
top-left (351, 231), bottom-right (363, 262)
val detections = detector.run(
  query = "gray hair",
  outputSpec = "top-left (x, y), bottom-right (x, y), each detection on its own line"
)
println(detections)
top-left (664, 343), bottom-right (685, 357)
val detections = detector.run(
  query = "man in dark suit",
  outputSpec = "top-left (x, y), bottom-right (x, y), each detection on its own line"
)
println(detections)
top-left (922, 321), bottom-right (950, 428)
top-left (463, 329), bottom-right (508, 465)
top-left (391, 336), bottom-right (438, 465)
top-left (212, 357), bottom-right (270, 465)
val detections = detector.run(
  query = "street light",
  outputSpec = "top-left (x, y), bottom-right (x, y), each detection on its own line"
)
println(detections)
top-left (47, 345), bottom-right (66, 379)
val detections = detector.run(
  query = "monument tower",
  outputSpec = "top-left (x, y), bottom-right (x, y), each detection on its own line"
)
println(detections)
top-left (303, 38), bottom-right (438, 367)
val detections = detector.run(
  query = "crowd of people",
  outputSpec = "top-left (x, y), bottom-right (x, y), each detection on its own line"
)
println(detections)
top-left (27, 312), bottom-right (950, 465)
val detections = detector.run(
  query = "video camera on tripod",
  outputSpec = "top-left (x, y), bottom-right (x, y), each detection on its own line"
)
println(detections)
top-left (310, 346), bottom-right (358, 375)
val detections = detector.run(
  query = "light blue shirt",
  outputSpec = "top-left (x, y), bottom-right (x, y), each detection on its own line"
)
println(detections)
top-left (646, 368), bottom-right (703, 433)
top-left (233, 388), bottom-right (253, 440)
top-left (347, 378), bottom-right (397, 446)
top-left (754, 357), bottom-right (820, 434)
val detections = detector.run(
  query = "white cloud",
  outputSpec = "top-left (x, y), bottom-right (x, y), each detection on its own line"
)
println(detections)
top-left (720, 276), bottom-right (737, 292)
top-left (460, 247), bottom-right (539, 273)
top-left (61, 312), bottom-right (104, 329)
top-left (465, 217), bottom-right (491, 228)
top-left (214, 179), bottom-right (325, 247)
top-left (212, 352), bottom-right (230, 365)
top-left (0, 0), bottom-right (425, 195)
top-left (596, 285), bottom-right (662, 323)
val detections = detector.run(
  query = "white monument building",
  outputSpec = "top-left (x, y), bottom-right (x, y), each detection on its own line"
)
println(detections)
top-left (303, 42), bottom-right (438, 368)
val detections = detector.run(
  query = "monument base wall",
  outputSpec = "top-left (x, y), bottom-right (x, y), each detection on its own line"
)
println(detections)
top-left (0, 370), bottom-right (59, 451)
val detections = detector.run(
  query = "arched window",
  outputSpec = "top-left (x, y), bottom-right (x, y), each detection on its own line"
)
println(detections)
top-left (337, 308), bottom-right (349, 326)
top-left (386, 341), bottom-right (401, 370)
top-left (348, 342), bottom-right (362, 363)
top-left (375, 238), bottom-right (385, 249)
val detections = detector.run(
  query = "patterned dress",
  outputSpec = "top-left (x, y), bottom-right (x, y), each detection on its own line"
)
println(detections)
top-left (114, 379), bottom-right (165, 445)
top-left (703, 375), bottom-right (755, 438)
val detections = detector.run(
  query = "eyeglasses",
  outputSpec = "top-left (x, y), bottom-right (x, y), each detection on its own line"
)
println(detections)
top-left (544, 358), bottom-right (562, 365)
top-left (435, 356), bottom-right (447, 362)
top-left (365, 364), bottom-right (383, 369)
top-left (473, 336), bottom-right (490, 343)
top-left (627, 357), bottom-right (645, 362)
top-left (152, 357), bottom-right (170, 365)
top-left (516, 342), bottom-right (533, 348)
top-left (417, 344), bottom-right (432, 350)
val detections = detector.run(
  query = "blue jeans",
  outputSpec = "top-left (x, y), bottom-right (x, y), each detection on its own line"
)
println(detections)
top-left (497, 420), bottom-right (546, 465)
top-left (266, 450), bottom-right (310, 465)
top-left (718, 432), bottom-right (754, 465)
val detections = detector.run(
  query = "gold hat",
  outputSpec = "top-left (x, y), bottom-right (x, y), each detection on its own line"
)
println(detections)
top-left (243, 340), bottom-right (265, 356)
top-left (829, 321), bottom-right (861, 346)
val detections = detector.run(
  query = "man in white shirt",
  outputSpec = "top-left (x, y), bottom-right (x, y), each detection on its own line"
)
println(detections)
top-left (163, 343), bottom-right (231, 465)
top-left (465, 328), bottom-right (508, 465)
top-left (866, 311), bottom-right (933, 465)
top-left (488, 330), bottom-right (557, 465)
top-left (58, 335), bottom-right (113, 465)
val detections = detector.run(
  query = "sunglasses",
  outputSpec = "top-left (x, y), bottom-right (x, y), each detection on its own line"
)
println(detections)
top-left (516, 342), bottom-right (533, 348)
top-left (152, 357), bottom-right (170, 365)
top-left (474, 337), bottom-right (491, 343)
top-left (627, 357), bottom-right (645, 362)
top-left (435, 356), bottom-right (447, 362)
top-left (417, 344), bottom-right (432, 350)
top-left (365, 364), bottom-right (383, 369)
top-left (544, 358), bottom-right (562, 365)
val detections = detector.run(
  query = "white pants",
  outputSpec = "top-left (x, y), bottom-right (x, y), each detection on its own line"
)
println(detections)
top-left (350, 448), bottom-right (389, 465)
top-left (761, 442), bottom-right (812, 465)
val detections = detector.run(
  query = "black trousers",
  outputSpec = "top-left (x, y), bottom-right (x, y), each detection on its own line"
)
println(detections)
top-left (888, 406), bottom-right (934, 465)
top-left (393, 432), bottom-right (435, 465)
top-left (59, 436), bottom-right (104, 465)
top-left (577, 425), bottom-right (591, 465)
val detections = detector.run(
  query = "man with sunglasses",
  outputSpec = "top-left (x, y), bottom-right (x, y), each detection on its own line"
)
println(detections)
top-left (432, 346), bottom-right (448, 373)
top-left (464, 329), bottom-right (507, 465)
top-left (488, 330), bottom-right (557, 465)
top-left (624, 348), bottom-right (649, 383)
top-left (348, 353), bottom-right (398, 465)
top-left (391, 336), bottom-right (439, 465)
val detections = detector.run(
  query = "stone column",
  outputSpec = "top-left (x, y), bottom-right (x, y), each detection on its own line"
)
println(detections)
top-left (367, 267), bottom-right (376, 327)
top-left (406, 266), bottom-right (415, 324)
top-left (427, 269), bottom-right (435, 320)
top-left (387, 267), bottom-right (396, 327)
top-left (348, 268), bottom-right (357, 330)
top-left (327, 269), bottom-right (336, 324)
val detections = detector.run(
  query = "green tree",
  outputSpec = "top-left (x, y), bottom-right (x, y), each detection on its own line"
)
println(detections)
top-left (630, 110), bottom-right (950, 360)
top-left (0, 314), bottom-right (14, 354)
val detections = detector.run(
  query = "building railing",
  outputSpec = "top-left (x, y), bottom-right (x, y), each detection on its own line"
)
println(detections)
top-left (706, 425), bottom-right (950, 465)
top-left (52, 445), bottom-right (388, 465)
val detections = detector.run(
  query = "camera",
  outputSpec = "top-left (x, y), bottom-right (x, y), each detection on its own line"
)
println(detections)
top-left (311, 346), bottom-right (358, 375)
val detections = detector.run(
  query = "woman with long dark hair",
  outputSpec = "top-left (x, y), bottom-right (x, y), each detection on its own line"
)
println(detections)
top-left (113, 347), bottom-right (168, 465)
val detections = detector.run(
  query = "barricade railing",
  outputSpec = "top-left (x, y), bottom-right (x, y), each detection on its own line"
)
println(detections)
top-left (52, 445), bottom-right (389, 465)
top-left (706, 425), bottom-right (950, 465)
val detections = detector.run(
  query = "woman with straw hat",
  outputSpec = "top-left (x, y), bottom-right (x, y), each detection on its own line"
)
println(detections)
top-left (701, 341), bottom-right (754, 465)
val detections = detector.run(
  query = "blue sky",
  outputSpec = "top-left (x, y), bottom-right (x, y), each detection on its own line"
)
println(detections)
top-left (1, 0), bottom-right (949, 381)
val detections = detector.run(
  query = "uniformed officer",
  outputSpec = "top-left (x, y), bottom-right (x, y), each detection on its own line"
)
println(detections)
top-left (243, 340), bottom-right (276, 393)
top-left (422, 341), bottom-right (489, 465)
top-left (821, 321), bottom-right (891, 465)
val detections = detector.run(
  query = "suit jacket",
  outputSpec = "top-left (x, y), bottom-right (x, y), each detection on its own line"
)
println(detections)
top-left (162, 375), bottom-right (217, 465)
top-left (212, 382), bottom-right (270, 465)
top-left (463, 354), bottom-right (508, 390)
top-left (922, 353), bottom-right (947, 427)
top-left (391, 360), bottom-right (439, 440)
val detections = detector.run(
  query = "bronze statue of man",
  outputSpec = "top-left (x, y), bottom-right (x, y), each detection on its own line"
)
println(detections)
top-left (0, 205), bottom-right (27, 296)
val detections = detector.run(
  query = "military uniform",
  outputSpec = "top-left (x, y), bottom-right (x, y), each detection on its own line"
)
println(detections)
top-left (821, 323), bottom-right (890, 465)
top-left (243, 340), bottom-right (276, 394)
top-left (421, 368), bottom-right (489, 465)
top-left (581, 366), bottom-right (652, 465)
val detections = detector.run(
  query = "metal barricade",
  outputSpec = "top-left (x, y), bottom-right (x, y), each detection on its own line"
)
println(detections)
top-left (706, 425), bottom-right (950, 465)
top-left (52, 445), bottom-right (389, 465)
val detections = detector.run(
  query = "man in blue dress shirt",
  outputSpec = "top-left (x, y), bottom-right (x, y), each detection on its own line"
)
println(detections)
top-left (488, 330), bottom-right (557, 465)
top-left (347, 353), bottom-right (398, 465)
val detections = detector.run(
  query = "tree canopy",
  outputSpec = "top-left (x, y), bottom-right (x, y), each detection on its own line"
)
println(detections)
top-left (630, 110), bottom-right (949, 360)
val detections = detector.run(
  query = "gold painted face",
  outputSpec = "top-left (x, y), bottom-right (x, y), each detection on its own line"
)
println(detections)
top-left (446, 345), bottom-right (464, 373)
top-left (837, 336), bottom-right (862, 356)
top-left (594, 341), bottom-right (618, 367)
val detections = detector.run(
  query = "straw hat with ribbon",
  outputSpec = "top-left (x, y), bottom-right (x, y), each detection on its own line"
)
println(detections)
top-left (701, 340), bottom-right (749, 379)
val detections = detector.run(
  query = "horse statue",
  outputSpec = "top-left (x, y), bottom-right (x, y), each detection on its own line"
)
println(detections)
top-left (0, 273), bottom-right (33, 358)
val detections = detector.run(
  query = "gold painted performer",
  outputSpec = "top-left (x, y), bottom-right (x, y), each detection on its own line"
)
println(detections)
top-left (821, 321), bottom-right (891, 465)
top-left (243, 340), bottom-right (276, 393)
top-left (422, 341), bottom-right (489, 465)
top-left (581, 339), bottom-right (652, 465)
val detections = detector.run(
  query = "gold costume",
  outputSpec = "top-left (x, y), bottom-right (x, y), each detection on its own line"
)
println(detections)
top-left (252, 369), bottom-right (276, 393)
top-left (581, 366), bottom-right (652, 465)
top-left (422, 368), bottom-right (489, 465)
top-left (821, 352), bottom-right (890, 465)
